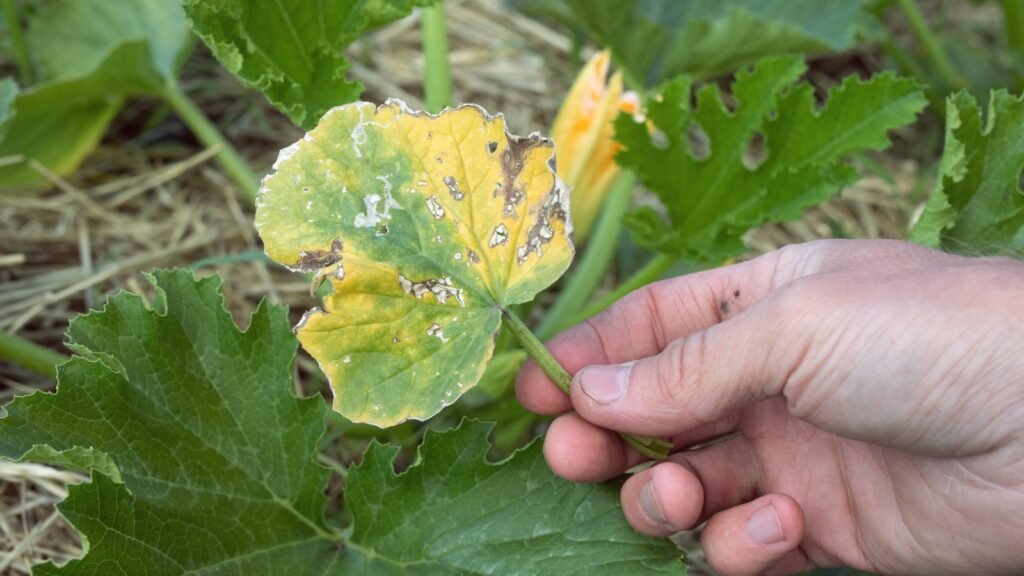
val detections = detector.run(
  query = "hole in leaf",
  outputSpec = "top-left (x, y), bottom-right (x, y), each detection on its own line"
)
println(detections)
top-left (688, 122), bottom-right (710, 160)
top-left (718, 84), bottom-right (737, 114)
top-left (743, 132), bottom-right (767, 170)
top-left (650, 128), bottom-right (670, 151)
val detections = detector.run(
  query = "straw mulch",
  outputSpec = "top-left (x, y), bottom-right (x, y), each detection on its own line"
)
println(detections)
top-left (0, 0), bottom-right (926, 573)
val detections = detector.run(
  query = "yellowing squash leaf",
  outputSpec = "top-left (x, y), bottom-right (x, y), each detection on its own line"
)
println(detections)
top-left (257, 101), bottom-right (573, 426)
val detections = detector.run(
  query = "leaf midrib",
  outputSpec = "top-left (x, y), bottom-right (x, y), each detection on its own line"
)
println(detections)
top-left (272, 0), bottom-right (315, 72)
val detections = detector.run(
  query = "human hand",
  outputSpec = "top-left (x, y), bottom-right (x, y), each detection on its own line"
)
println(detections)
top-left (516, 239), bottom-right (1024, 575)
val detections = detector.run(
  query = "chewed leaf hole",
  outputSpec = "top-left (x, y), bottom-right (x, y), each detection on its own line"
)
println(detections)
top-left (688, 121), bottom-right (711, 160)
top-left (743, 131), bottom-right (767, 170)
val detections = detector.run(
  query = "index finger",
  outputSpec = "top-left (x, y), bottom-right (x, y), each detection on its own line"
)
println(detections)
top-left (515, 249), bottom-right (786, 415)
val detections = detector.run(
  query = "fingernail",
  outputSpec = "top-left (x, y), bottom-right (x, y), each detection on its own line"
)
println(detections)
top-left (640, 478), bottom-right (668, 526)
top-left (578, 364), bottom-right (629, 405)
top-left (746, 504), bottom-right (784, 545)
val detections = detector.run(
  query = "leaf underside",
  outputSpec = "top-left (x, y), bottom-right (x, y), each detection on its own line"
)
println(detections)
top-left (560, 0), bottom-right (871, 87)
top-left (0, 0), bottom-right (191, 186)
top-left (0, 271), bottom-right (683, 574)
top-left (617, 56), bottom-right (927, 261)
top-left (910, 90), bottom-right (1024, 254)
top-left (257, 100), bottom-right (573, 426)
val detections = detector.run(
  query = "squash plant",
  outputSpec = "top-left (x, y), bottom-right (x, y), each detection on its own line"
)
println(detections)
top-left (13, 1), bottom-right (1024, 574)
top-left (0, 66), bottom-right (931, 572)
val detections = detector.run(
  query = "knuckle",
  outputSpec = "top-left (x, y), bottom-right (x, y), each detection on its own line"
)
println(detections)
top-left (585, 306), bottom-right (616, 334)
top-left (769, 239), bottom-right (836, 288)
top-left (764, 274), bottom-right (825, 328)
top-left (652, 337), bottom-right (698, 406)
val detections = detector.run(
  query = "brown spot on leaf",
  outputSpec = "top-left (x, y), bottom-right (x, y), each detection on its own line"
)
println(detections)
top-left (426, 195), bottom-right (445, 219)
top-left (296, 239), bottom-right (344, 296)
top-left (398, 274), bottom-right (466, 306)
top-left (489, 224), bottom-right (510, 247)
top-left (426, 323), bottom-right (449, 343)
top-left (295, 238), bottom-right (343, 272)
top-left (516, 187), bottom-right (564, 265)
top-left (497, 134), bottom-right (543, 219)
top-left (443, 175), bottom-right (464, 200)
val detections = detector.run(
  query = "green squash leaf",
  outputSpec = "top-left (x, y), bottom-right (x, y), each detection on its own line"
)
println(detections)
top-left (0, 0), bottom-right (191, 186)
top-left (618, 56), bottom-right (927, 261)
top-left (341, 420), bottom-right (685, 574)
top-left (560, 0), bottom-right (871, 87)
top-left (910, 90), bottom-right (1024, 254)
top-left (0, 271), bottom-right (683, 574)
top-left (257, 101), bottom-right (573, 426)
top-left (184, 0), bottom-right (436, 130)
top-left (0, 270), bottom-right (340, 574)
top-left (28, 0), bottom-right (189, 85)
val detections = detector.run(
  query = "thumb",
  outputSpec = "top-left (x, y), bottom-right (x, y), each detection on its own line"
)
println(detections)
top-left (569, 283), bottom-right (813, 437)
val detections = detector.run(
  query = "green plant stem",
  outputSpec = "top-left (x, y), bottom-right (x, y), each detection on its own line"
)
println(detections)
top-left (573, 252), bottom-right (676, 325)
top-left (2, 0), bottom-right (33, 84)
top-left (501, 308), bottom-right (670, 460)
top-left (1002, 0), bottom-right (1024, 50)
top-left (536, 172), bottom-right (635, 341)
top-left (895, 0), bottom-right (966, 90)
top-left (503, 308), bottom-right (570, 395)
top-left (0, 331), bottom-right (67, 378)
top-left (162, 83), bottom-right (260, 202)
top-left (421, 2), bottom-right (452, 112)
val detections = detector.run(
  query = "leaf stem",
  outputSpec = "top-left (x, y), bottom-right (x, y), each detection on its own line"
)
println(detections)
top-left (501, 308), bottom-right (670, 460)
top-left (1001, 0), bottom-right (1024, 51)
top-left (502, 307), bottom-right (570, 394)
top-left (536, 172), bottom-right (635, 341)
top-left (0, 330), bottom-right (67, 378)
top-left (895, 0), bottom-right (966, 90)
top-left (162, 83), bottom-right (260, 202)
top-left (2, 0), bottom-right (33, 84)
top-left (421, 2), bottom-right (452, 113)
top-left (573, 252), bottom-right (676, 324)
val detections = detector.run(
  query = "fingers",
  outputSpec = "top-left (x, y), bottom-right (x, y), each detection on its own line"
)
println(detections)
top-left (517, 250), bottom-right (785, 415)
top-left (566, 279), bottom-right (816, 436)
top-left (615, 447), bottom-right (812, 576)
top-left (621, 461), bottom-right (704, 536)
top-left (542, 411), bottom-right (749, 484)
top-left (542, 413), bottom-right (632, 482)
top-left (671, 435), bottom-right (759, 520)
top-left (619, 435), bottom-right (759, 535)
top-left (702, 494), bottom-right (811, 576)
